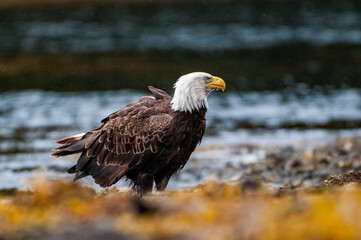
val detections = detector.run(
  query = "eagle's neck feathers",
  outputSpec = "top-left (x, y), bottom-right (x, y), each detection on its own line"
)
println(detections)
top-left (171, 75), bottom-right (210, 113)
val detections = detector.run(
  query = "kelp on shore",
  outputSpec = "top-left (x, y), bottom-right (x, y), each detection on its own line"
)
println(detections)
top-left (1, 175), bottom-right (361, 240)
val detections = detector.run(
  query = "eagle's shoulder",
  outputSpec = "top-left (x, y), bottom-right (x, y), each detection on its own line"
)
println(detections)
top-left (100, 87), bottom-right (171, 125)
top-left (148, 86), bottom-right (171, 100)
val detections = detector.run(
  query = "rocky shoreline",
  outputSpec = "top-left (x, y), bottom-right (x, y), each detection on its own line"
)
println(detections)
top-left (1, 138), bottom-right (361, 239)
top-left (235, 137), bottom-right (361, 190)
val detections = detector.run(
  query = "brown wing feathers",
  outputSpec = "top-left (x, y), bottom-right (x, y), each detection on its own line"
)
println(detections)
top-left (51, 133), bottom-right (90, 157)
top-left (52, 86), bottom-right (174, 187)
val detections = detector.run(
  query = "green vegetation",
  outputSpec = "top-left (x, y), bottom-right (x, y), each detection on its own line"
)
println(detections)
top-left (1, 44), bottom-right (361, 92)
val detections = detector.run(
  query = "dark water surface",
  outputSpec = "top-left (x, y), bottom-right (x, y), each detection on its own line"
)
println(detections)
top-left (1, 2), bottom-right (361, 53)
top-left (0, 1), bottom-right (360, 190)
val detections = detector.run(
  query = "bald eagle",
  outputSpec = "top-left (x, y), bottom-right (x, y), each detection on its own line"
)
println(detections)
top-left (52, 72), bottom-right (226, 195)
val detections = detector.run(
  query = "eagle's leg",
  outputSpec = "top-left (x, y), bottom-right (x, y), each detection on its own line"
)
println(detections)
top-left (134, 173), bottom-right (154, 196)
top-left (155, 176), bottom-right (171, 191)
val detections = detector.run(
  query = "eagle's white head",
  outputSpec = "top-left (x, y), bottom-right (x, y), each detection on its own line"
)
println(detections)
top-left (171, 72), bottom-right (226, 113)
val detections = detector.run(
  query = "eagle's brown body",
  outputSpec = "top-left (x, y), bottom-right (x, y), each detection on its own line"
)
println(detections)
top-left (52, 87), bottom-right (206, 194)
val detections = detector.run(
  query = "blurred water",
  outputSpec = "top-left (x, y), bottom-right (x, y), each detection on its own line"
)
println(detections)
top-left (1, 88), bottom-right (360, 190)
top-left (0, 2), bottom-right (361, 53)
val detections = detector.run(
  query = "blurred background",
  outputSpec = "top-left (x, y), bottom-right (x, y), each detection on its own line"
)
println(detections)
top-left (0, 0), bottom-right (360, 191)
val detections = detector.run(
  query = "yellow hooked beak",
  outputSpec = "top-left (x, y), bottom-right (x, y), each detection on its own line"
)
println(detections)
top-left (206, 76), bottom-right (226, 92)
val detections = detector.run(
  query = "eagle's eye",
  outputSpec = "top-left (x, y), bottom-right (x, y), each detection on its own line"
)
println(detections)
top-left (204, 76), bottom-right (212, 83)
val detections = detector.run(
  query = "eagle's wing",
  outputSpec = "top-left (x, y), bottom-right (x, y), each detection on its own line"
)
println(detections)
top-left (52, 87), bottom-right (174, 187)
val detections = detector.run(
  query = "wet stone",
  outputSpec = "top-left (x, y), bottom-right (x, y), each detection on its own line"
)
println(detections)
top-left (324, 172), bottom-right (361, 187)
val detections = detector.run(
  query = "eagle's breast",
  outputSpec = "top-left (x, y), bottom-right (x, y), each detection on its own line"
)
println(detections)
top-left (167, 107), bottom-right (207, 167)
